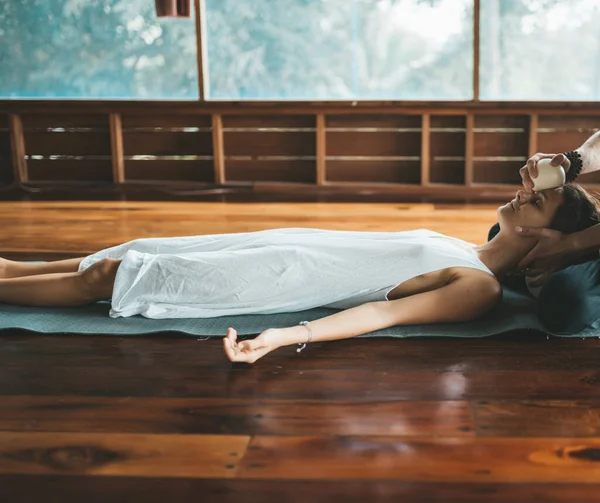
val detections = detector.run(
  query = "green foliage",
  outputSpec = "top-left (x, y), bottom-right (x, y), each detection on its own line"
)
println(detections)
top-left (205, 0), bottom-right (473, 99)
top-left (1, 0), bottom-right (598, 100)
top-left (0, 0), bottom-right (198, 98)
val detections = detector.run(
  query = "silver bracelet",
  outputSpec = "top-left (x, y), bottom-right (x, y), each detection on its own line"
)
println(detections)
top-left (297, 320), bottom-right (312, 353)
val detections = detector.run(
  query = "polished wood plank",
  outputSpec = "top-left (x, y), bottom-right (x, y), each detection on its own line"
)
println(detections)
top-left (0, 396), bottom-right (473, 437)
top-left (0, 432), bottom-right (248, 477)
top-left (1, 364), bottom-right (599, 400)
top-left (3, 477), bottom-right (600, 503)
top-left (239, 436), bottom-right (600, 482)
top-left (1, 335), bottom-right (600, 373)
top-left (0, 200), bottom-right (504, 254)
top-left (1, 197), bottom-right (599, 500)
top-left (475, 400), bottom-right (600, 437)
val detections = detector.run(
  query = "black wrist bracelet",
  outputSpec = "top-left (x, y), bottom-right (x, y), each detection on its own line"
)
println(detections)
top-left (564, 150), bottom-right (583, 182)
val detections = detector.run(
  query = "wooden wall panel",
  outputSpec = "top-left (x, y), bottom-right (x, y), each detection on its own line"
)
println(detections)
top-left (19, 114), bottom-right (109, 128)
top-left (537, 115), bottom-right (600, 183)
top-left (26, 160), bottom-right (113, 183)
top-left (474, 115), bottom-right (529, 128)
top-left (2, 107), bottom-right (600, 196)
top-left (430, 161), bottom-right (465, 185)
top-left (326, 161), bottom-right (421, 184)
top-left (473, 160), bottom-right (523, 184)
top-left (221, 116), bottom-right (316, 182)
top-left (430, 115), bottom-right (465, 184)
top-left (325, 115), bottom-right (421, 128)
top-left (430, 132), bottom-right (465, 158)
top-left (473, 133), bottom-right (527, 157)
top-left (123, 132), bottom-right (212, 156)
top-left (124, 160), bottom-right (214, 182)
top-left (223, 115), bottom-right (315, 128)
top-left (226, 160), bottom-right (315, 183)
top-left (0, 114), bottom-right (12, 185)
top-left (538, 115), bottom-right (599, 131)
top-left (224, 132), bottom-right (315, 157)
top-left (473, 115), bottom-right (528, 186)
top-left (222, 115), bottom-right (315, 157)
top-left (121, 115), bottom-right (212, 128)
top-left (326, 131), bottom-right (420, 157)
top-left (325, 114), bottom-right (421, 184)
top-left (24, 132), bottom-right (111, 156)
top-left (431, 115), bottom-right (466, 129)
top-left (120, 114), bottom-right (213, 183)
top-left (537, 132), bottom-right (593, 153)
top-left (19, 114), bottom-right (112, 183)
top-left (473, 115), bottom-right (528, 157)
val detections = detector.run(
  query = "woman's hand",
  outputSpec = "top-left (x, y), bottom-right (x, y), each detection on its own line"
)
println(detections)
top-left (222, 327), bottom-right (280, 364)
top-left (520, 152), bottom-right (571, 192)
top-left (515, 226), bottom-right (579, 286)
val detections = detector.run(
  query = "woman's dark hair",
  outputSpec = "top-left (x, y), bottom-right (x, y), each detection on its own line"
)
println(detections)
top-left (504, 184), bottom-right (600, 291)
top-left (549, 183), bottom-right (600, 234)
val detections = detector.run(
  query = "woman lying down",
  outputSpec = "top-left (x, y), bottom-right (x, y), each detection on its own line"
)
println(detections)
top-left (1, 184), bottom-right (599, 364)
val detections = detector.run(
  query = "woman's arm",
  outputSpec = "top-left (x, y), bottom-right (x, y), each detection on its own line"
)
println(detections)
top-left (223, 272), bottom-right (501, 363)
top-left (577, 130), bottom-right (600, 174)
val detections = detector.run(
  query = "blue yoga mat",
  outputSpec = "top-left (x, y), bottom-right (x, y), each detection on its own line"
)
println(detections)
top-left (0, 287), bottom-right (597, 338)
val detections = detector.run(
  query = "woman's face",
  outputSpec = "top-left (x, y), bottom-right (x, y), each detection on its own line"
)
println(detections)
top-left (497, 188), bottom-right (564, 231)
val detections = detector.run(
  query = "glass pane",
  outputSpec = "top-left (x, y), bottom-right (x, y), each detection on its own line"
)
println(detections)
top-left (0, 0), bottom-right (198, 99)
top-left (480, 0), bottom-right (600, 100)
top-left (204, 0), bottom-right (473, 100)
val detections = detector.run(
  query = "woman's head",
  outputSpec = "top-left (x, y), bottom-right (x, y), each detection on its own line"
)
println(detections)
top-left (497, 183), bottom-right (600, 235)
top-left (547, 184), bottom-right (600, 234)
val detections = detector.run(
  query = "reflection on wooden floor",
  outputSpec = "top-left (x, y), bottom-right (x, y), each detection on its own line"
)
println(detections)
top-left (1, 199), bottom-right (600, 502)
top-left (0, 200), bottom-right (501, 254)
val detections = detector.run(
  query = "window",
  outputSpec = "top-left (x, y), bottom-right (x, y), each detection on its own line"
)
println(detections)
top-left (480, 0), bottom-right (600, 100)
top-left (204, 0), bottom-right (474, 100)
top-left (2, 0), bottom-right (598, 102)
top-left (0, 0), bottom-right (198, 99)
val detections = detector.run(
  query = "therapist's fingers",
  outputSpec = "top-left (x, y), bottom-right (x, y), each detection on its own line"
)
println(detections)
top-left (520, 165), bottom-right (534, 191)
top-left (525, 152), bottom-right (556, 182)
top-left (550, 152), bottom-right (571, 172)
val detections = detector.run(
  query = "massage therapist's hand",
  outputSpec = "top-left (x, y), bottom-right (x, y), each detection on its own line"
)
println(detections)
top-left (223, 327), bottom-right (281, 364)
top-left (520, 152), bottom-right (571, 192)
top-left (515, 226), bottom-right (579, 286)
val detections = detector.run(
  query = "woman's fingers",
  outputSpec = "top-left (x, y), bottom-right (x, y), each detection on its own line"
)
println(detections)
top-left (226, 327), bottom-right (237, 347)
top-left (223, 329), bottom-right (274, 364)
top-left (223, 329), bottom-right (258, 363)
top-left (223, 337), bottom-right (234, 359)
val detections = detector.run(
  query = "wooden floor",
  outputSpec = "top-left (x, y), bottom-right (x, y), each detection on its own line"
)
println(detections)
top-left (1, 196), bottom-right (600, 502)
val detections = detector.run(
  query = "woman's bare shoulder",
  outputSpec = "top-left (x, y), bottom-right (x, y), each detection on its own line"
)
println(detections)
top-left (452, 267), bottom-right (502, 297)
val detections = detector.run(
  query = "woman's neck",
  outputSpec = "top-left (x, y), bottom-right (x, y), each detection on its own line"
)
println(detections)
top-left (474, 231), bottom-right (537, 280)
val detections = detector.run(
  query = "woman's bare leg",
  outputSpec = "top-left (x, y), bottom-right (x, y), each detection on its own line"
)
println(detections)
top-left (0, 257), bottom-right (86, 278)
top-left (0, 258), bottom-right (120, 307)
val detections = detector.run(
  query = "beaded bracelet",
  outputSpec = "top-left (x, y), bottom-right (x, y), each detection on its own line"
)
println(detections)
top-left (296, 320), bottom-right (312, 353)
top-left (564, 150), bottom-right (583, 182)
